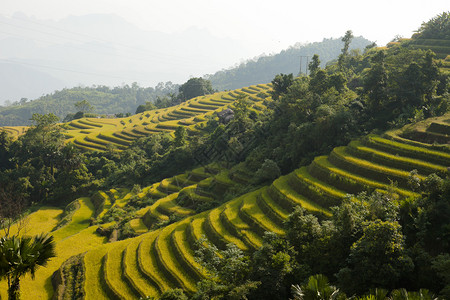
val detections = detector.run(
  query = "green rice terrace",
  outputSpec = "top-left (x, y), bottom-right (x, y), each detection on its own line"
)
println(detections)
top-left (386, 34), bottom-right (450, 74)
top-left (0, 83), bottom-right (273, 150)
top-left (1, 112), bottom-right (449, 299)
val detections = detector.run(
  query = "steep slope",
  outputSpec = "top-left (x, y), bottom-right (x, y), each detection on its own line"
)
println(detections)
top-left (53, 113), bottom-right (449, 299)
top-left (0, 162), bottom-right (251, 299)
top-left (63, 84), bottom-right (272, 152)
top-left (0, 83), bottom-right (273, 148)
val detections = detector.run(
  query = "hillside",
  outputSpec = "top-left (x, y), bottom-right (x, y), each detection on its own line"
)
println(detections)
top-left (1, 83), bottom-right (272, 151)
top-left (384, 12), bottom-right (450, 74)
top-left (205, 36), bottom-right (372, 91)
top-left (1, 13), bottom-right (449, 299)
top-left (0, 36), bottom-right (372, 127)
top-left (0, 82), bottom-right (179, 127)
top-left (1, 113), bottom-right (448, 299)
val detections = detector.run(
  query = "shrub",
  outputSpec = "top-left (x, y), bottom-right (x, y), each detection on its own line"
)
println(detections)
top-left (159, 288), bottom-right (188, 300)
top-left (254, 159), bottom-right (281, 184)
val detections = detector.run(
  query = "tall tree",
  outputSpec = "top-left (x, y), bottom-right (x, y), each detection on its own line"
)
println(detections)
top-left (414, 11), bottom-right (450, 39)
top-left (337, 220), bottom-right (413, 294)
top-left (364, 50), bottom-right (388, 112)
top-left (271, 73), bottom-right (294, 100)
top-left (308, 54), bottom-right (321, 76)
top-left (338, 30), bottom-right (354, 70)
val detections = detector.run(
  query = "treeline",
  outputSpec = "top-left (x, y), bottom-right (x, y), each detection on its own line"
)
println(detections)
top-left (204, 36), bottom-right (373, 91)
top-left (0, 82), bottom-right (179, 126)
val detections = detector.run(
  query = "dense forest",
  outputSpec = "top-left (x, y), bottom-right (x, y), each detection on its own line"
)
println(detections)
top-left (0, 12), bottom-right (449, 300)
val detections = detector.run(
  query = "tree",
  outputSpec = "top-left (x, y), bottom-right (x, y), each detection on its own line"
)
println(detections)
top-left (174, 126), bottom-right (187, 147)
top-left (0, 185), bottom-right (28, 238)
top-left (0, 233), bottom-right (56, 300)
top-left (291, 274), bottom-right (343, 300)
top-left (253, 159), bottom-right (281, 184)
top-left (364, 50), bottom-right (388, 112)
top-left (421, 50), bottom-right (440, 102)
top-left (338, 30), bottom-right (354, 70)
top-left (414, 11), bottom-right (450, 39)
top-left (178, 77), bottom-right (215, 101)
top-left (30, 113), bottom-right (59, 128)
top-left (250, 232), bottom-right (297, 300)
top-left (0, 130), bottom-right (12, 170)
top-left (232, 95), bottom-right (250, 121)
top-left (271, 73), bottom-right (294, 100)
top-left (135, 101), bottom-right (156, 114)
top-left (74, 100), bottom-right (94, 114)
top-left (28, 113), bottom-right (61, 146)
top-left (308, 54), bottom-right (321, 76)
top-left (159, 288), bottom-right (188, 300)
top-left (337, 220), bottom-right (413, 294)
top-left (193, 239), bottom-right (260, 299)
top-left (309, 70), bottom-right (329, 94)
top-left (398, 62), bottom-right (425, 107)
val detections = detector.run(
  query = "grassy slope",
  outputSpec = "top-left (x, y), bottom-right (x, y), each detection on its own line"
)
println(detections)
top-left (74, 113), bottom-right (449, 299)
top-left (0, 84), bottom-right (273, 148)
top-left (0, 198), bottom-right (107, 299)
top-left (1, 93), bottom-right (449, 299)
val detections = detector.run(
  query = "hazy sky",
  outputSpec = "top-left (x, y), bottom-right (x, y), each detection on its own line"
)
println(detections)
top-left (2, 0), bottom-right (449, 55)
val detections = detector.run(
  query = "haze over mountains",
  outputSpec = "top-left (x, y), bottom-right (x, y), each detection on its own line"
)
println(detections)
top-left (0, 13), bottom-right (375, 106)
top-left (0, 13), bottom-right (254, 104)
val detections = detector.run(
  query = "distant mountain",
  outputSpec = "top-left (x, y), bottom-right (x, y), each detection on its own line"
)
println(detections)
top-left (0, 63), bottom-right (66, 103)
top-left (0, 33), bottom-right (373, 127)
top-left (205, 37), bottom-right (373, 91)
top-left (0, 13), bottom-right (252, 104)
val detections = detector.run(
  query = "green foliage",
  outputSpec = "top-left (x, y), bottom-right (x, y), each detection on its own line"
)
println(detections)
top-left (174, 126), bottom-right (187, 147)
top-left (250, 232), bottom-right (297, 300)
top-left (414, 11), bottom-right (450, 40)
top-left (291, 274), bottom-right (344, 300)
top-left (432, 254), bottom-right (450, 299)
top-left (338, 30), bottom-right (354, 70)
top-left (74, 99), bottom-right (94, 114)
top-left (136, 101), bottom-right (157, 114)
top-left (0, 233), bottom-right (56, 300)
top-left (178, 78), bottom-right (215, 101)
top-left (271, 73), bottom-right (294, 100)
top-left (254, 159), bottom-right (281, 184)
top-left (337, 220), bottom-right (413, 294)
top-left (29, 112), bottom-right (59, 127)
top-left (193, 239), bottom-right (260, 299)
top-left (308, 54), bottom-right (321, 76)
top-left (159, 288), bottom-right (188, 300)
top-left (0, 82), bottom-right (179, 126)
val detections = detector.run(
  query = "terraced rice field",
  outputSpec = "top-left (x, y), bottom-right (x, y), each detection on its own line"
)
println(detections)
top-left (0, 126), bottom-right (28, 139)
top-left (3, 109), bottom-right (449, 299)
top-left (63, 115), bottom-right (448, 299)
top-left (389, 38), bottom-right (450, 74)
top-left (0, 84), bottom-right (272, 152)
top-left (0, 198), bottom-right (107, 300)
